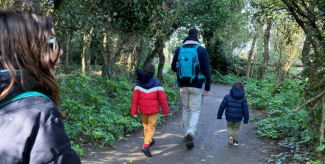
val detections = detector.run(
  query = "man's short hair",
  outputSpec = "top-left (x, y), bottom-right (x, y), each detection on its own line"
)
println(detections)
top-left (188, 28), bottom-right (199, 38)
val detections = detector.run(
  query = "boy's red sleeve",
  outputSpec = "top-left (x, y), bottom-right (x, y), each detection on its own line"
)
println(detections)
top-left (131, 89), bottom-right (139, 115)
top-left (157, 87), bottom-right (169, 115)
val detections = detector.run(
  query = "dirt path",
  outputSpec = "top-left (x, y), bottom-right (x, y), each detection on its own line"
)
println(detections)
top-left (81, 84), bottom-right (272, 164)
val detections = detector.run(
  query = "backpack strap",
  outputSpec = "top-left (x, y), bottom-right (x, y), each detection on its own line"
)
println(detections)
top-left (192, 45), bottom-right (206, 81)
top-left (0, 91), bottom-right (53, 108)
top-left (193, 44), bottom-right (200, 51)
top-left (179, 45), bottom-right (184, 50)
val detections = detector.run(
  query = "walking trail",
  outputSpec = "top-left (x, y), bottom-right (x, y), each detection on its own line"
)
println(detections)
top-left (81, 84), bottom-right (275, 164)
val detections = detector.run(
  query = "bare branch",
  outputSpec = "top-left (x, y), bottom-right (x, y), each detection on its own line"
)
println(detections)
top-left (292, 91), bottom-right (325, 113)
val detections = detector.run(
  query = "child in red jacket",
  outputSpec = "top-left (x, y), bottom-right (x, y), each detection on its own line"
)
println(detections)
top-left (131, 63), bottom-right (169, 157)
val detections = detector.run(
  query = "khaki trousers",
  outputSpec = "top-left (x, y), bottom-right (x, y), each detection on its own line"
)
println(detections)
top-left (141, 113), bottom-right (159, 145)
top-left (227, 121), bottom-right (241, 141)
top-left (180, 87), bottom-right (203, 136)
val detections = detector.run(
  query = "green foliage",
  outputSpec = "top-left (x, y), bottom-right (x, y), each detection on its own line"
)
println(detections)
top-left (60, 73), bottom-right (139, 146)
top-left (211, 71), bottom-right (248, 86)
top-left (316, 139), bottom-right (325, 152)
top-left (0, 0), bottom-right (14, 7)
top-left (275, 138), bottom-right (310, 163)
top-left (71, 141), bottom-right (83, 157)
top-left (243, 75), bottom-right (313, 162)
top-left (178, 0), bottom-right (234, 33)
top-left (245, 76), bottom-right (306, 139)
top-left (267, 158), bottom-right (275, 163)
top-left (101, 1), bottom-right (161, 33)
top-left (306, 161), bottom-right (322, 164)
top-left (245, 76), bottom-right (274, 109)
top-left (59, 71), bottom-right (178, 156)
top-left (208, 37), bottom-right (249, 76)
top-left (162, 74), bottom-right (179, 111)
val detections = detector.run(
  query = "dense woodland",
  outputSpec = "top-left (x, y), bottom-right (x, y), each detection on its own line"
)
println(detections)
top-left (1, 0), bottom-right (325, 163)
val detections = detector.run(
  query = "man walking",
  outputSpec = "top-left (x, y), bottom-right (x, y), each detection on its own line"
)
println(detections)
top-left (171, 28), bottom-right (211, 149)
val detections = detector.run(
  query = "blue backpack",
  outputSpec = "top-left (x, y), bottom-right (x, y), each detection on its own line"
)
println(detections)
top-left (176, 45), bottom-right (204, 83)
top-left (0, 91), bottom-right (53, 107)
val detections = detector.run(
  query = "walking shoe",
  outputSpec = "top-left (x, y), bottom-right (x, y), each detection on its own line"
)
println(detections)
top-left (183, 136), bottom-right (187, 142)
top-left (228, 136), bottom-right (233, 145)
top-left (141, 146), bottom-right (152, 157)
top-left (185, 132), bottom-right (194, 149)
top-left (234, 141), bottom-right (239, 146)
top-left (150, 139), bottom-right (155, 147)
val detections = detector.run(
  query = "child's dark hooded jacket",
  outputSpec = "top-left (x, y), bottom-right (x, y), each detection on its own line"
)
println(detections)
top-left (0, 71), bottom-right (81, 164)
top-left (217, 87), bottom-right (249, 124)
top-left (131, 70), bottom-right (169, 115)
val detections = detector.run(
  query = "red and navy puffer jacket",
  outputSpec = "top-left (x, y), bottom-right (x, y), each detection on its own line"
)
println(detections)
top-left (131, 70), bottom-right (169, 115)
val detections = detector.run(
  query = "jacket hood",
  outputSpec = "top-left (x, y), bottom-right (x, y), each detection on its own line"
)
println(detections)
top-left (230, 87), bottom-right (245, 99)
top-left (135, 70), bottom-right (160, 89)
top-left (182, 36), bottom-right (200, 44)
top-left (136, 70), bottom-right (153, 83)
top-left (0, 70), bottom-right (25, 102)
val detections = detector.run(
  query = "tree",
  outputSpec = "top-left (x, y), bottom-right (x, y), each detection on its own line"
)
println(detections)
top-left (175, 0), bottom-right (247, 75)
top-left (281, 0), bottom-right (325, 159)
top-left (246, 23), bottom-right (263, 78)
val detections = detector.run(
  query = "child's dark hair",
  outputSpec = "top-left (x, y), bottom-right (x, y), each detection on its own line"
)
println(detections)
top-left (142, 63), bottom-right (155, 75)
top-left (233, 81), bottom-right (244, 89)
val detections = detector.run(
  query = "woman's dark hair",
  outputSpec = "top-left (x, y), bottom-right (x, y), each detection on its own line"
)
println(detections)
top-left (0, 1), bottom-right (61, 106)
top-left (233, 81), bottom-right (244, 89)
top-left (142, 63), bottom-right (155, 75)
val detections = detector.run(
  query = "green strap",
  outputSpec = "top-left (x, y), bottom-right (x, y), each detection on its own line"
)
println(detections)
top-left (0, 91), bottom-right (53, 107)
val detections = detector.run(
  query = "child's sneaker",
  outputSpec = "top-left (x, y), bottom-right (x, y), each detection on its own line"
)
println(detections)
top-left (228, 136), bottom-right (233, 145)
top-left (141, 146), bottom-right (152, 157)
top-left (234, 141), bottom-right (239, 146)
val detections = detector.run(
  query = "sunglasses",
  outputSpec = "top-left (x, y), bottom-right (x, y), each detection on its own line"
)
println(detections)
top-left (47, 37), bottom-right (59, 52)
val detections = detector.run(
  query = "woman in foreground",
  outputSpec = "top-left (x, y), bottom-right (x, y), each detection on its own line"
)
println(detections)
top-left (0, 1), bottom-right (81, 163)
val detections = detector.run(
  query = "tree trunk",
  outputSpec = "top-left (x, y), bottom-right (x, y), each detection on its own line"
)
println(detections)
top-left (111, 34), bottom-right (131, 70)
top-left (157, 38), bottom-right (165, 84)
top-left (319, 95), bottom-right (325, 159)
top-left (144, 39), bottom-right (159, 65)
top-left (86, 28), bottom-right (94, 73)
top-left (130, 36), bottom-right (144, 73)
top-left (257, 18), bottom-right (272, 81)
top-left (320, 96), bottom-right (325, 145)
top-left (202, 31), bottom-right (213, 60)
top-left (64, 31), bottom-right (71, 73)
top-left (246, 31), bottom-right (258, 78)
top-left (81, 34), bottom-right (86, 74)
top-left (82, 28), bottom-right (93, 74)
top-left (101, 31), bottom-right (110, 77)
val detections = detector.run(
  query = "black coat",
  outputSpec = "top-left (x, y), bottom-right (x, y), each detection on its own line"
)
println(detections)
top-left (0, 71), bottom-right (81, 164)
top-left (217, 87), bottom-right (249, 124)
